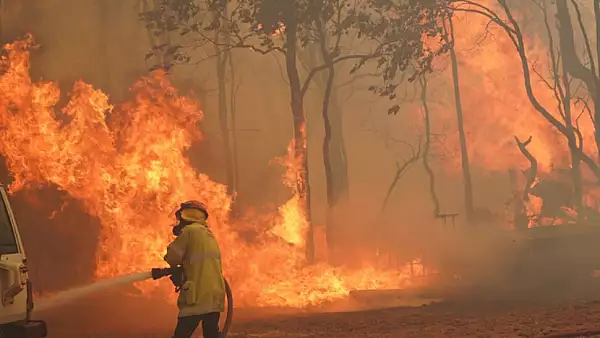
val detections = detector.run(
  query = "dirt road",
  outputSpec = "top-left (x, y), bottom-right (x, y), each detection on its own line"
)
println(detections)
top-left (227, 300), bottom-right (600, 338)
top-left (37, 290), bottom-right (600, 338)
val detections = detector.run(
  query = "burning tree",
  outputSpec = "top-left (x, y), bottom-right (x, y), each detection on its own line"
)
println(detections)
top-left (448, 0), bottom-right (600, 225)
top-left (140, 0), bottom-right (448, 262)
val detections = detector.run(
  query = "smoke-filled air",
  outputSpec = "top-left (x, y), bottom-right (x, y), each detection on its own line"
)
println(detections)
top-left (3, 0), bottom-right (600, 337)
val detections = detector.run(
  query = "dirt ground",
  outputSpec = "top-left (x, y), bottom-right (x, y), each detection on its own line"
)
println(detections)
top-left (37, 286), bottom-right (600, 338)
top-left (227, 300), bottom-right (600, 338)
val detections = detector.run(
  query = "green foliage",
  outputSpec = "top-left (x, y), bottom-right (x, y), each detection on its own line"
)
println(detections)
top-left (359, 0), bottom-right (449, 114)
top-left (139, 0), bottom-right (450, 114)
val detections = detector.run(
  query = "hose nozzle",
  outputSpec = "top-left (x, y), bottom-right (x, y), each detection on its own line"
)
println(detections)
top-left (151, 267), bottom-right (173, 280)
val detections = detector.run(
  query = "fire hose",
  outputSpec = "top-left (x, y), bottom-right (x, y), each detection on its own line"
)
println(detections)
top-left (151, 267), bottom-right (233, 338)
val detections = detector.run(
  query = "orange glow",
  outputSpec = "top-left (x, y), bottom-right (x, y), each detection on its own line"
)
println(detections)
top-left (446, 9), bottom-right (563, 172)
top-left (0, 35), bottom-right (420, 308)
top-left (436, 2), bottom-right (597, 226)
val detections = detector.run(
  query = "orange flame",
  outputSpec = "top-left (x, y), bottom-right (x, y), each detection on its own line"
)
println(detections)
top-left (0, 35), bottom-right (419, 308)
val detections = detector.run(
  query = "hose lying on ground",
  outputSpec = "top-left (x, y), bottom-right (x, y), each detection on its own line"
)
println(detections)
top-left (221, 278), bottom-right (233, 338)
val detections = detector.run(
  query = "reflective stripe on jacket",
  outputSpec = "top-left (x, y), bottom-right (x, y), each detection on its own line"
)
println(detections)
top-left (164, 221), bottom-right (225, 317)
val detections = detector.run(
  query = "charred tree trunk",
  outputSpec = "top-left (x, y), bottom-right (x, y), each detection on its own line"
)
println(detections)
top-left (515, 136), bottom-right (537, 228)
top-left (419, 75), bottom-right (440, 217)
top-left (285, 15), bottom-right (314, 264)
top-left (555, 7), bottom-right (584, 222)
top-left (228, 52), bottom-right (241, 217)
top-left (313, 20), bottom-right (349, 264)
top-left (508, 169), bottom-right (528, 230)
top-left (563, 69), bottom-right (583, 222)
top-left (329, 93), bottom-right (349, 200)
top-left (318, 42), bottom-right (337, 263)
top-left (515, 136), bottom-right (538, 201)
top-left (214, 10), bottom-right (236, 210)
top-left (215, 50), bottom-right (236, 206)
top-left (556, 1), bottom-right (600, 161)
top-left (444, 16), bottom-right (474, 223)
top-left (325, 87), bottom-right (349, 262)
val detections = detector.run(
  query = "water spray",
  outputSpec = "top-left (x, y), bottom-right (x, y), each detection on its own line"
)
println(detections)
top-left (34, 268), bottom-right (233, 338)
top-left (34, 271), bottom-right (153, 312)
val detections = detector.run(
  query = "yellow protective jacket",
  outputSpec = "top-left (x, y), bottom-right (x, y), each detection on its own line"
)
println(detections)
top-left (164, 221), bottom-right (226, 317)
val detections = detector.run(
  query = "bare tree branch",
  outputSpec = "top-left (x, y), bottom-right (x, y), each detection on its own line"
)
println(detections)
top-left (379, 138), bottom-right (424, 216)
top-left (515, 136), bottom-right (537, 202)
top-left (300, 53), bottom-right (379, 97)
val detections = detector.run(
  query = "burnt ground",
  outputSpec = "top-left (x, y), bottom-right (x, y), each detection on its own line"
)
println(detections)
top-left (228, 300), bottom-right (600, 338)
top-left (37, 284), bottom-right (600, 338)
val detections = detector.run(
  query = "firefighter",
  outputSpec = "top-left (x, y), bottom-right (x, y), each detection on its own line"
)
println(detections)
top-left (164, 200), bottom-right (226, 338)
